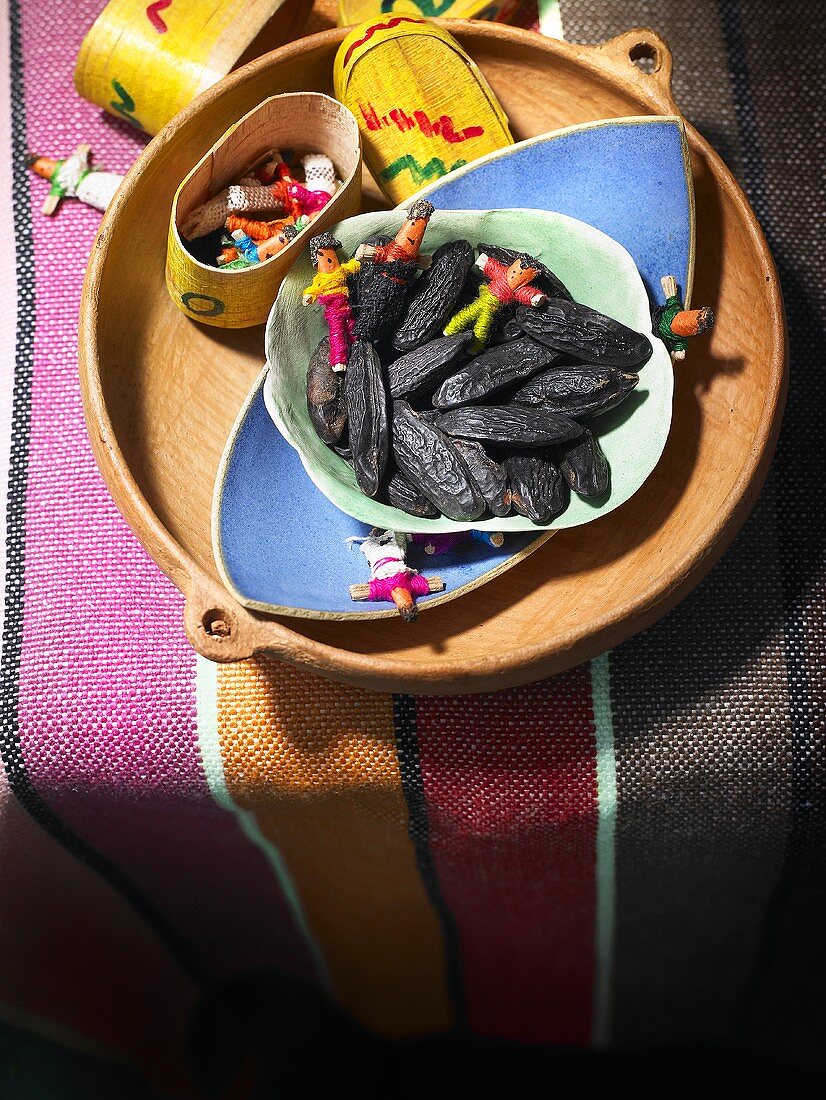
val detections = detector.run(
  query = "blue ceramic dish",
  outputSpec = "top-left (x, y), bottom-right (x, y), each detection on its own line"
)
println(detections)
top-left (213, 372), bottom-right (550, 619)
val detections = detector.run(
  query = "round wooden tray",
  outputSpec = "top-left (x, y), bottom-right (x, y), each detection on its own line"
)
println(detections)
top-left (79, 21), bottom-right (786, 694)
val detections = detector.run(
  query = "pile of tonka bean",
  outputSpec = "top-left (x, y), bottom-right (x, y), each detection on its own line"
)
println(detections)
top-left (306, 238), bottom-right (653, 525)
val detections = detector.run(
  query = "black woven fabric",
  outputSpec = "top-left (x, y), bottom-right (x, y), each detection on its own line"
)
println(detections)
top-left (561, 0), bottom-right (826, 1065)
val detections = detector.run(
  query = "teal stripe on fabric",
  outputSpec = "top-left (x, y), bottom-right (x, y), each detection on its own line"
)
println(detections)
top-left (590, 652), bottom-right (617, 1047)
top-left (194, 656), bottom-right (334, 995)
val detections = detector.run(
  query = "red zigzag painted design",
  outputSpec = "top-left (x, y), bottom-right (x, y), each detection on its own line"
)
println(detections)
top-left (146, 0), bottom-right (171, 34)
top-left (360, 102), bottom-right (484, 143)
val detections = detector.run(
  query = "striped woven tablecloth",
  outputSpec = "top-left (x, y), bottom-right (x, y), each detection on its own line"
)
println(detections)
top-left (1, 0), bottom-right (823, 1095)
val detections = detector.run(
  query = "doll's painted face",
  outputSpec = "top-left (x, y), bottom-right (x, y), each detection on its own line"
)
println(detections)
top-left (316, 247), bottom-right (340, 273)
top-left (394, 215), bottom-right (429, 256)
top-left (506, 258), bottom-right (539, 290)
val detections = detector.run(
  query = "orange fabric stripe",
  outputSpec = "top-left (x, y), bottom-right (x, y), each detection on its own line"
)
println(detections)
top-left (216, 656), bottom-right (452, 1034)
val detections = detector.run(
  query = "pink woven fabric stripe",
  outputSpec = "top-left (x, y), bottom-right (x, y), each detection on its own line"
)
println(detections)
top-left (0, 0), bottom-right (15, 624)
top-left (0, 773), bottom-right (194, 1091)
top-left (11, 0), bottom-right (315, 986)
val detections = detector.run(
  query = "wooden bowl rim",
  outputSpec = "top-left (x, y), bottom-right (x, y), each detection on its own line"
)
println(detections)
top-left (79, 21), bottom-right (787, 692)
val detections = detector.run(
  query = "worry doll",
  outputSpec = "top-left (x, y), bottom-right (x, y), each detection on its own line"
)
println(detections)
top-left (217, 223), bottom-right (298, 268)
top-left (352, 199), bottom-right (435, 342)
top-left (302, 233), bottom-right (362, 372)
top-left (444, 250), bottom-right (547, 352)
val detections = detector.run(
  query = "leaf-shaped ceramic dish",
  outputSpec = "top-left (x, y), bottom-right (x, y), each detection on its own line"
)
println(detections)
top-left (264, 207), bottom-right (673, 533)
top-left (213, 375), bottom-right (549, 618)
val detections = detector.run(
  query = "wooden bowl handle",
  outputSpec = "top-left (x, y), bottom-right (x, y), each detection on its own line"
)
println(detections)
top-left (183, 577), bottom-right (293, 663)
top-left (586, 28), bottom-right (678, 115)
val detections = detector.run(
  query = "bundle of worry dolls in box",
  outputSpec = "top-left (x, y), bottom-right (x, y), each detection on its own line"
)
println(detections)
top-left (180, 150), bottom-right (339, 270)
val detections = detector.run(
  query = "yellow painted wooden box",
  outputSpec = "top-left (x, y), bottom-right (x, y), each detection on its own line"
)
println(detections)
top-left (166, 92), bottom-right (362, 329)
top-left (333, 16), bottom-right (513, 204)
top-left (74, 0), bottom-right (313, 135)
top-left (337, 0), bottom-right (521, 26)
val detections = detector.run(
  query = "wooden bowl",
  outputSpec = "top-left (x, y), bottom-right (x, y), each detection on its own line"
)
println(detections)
top-left (80, 22), bottom-right (786, 695)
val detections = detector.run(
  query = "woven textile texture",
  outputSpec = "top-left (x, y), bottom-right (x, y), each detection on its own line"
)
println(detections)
top-left (1, 0), bottom-right (824, 1095)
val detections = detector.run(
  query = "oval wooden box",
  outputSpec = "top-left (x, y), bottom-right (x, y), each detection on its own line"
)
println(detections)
top-left (167, 92), bottom-right (361, 328)
top-left (80, 21), bottom-right (786, 695)
top-left (74, 0), bottom-right (314, 136)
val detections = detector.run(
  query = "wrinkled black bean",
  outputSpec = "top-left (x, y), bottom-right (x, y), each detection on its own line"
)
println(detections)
top-left (387, 332), bottom-right (472, 401)
top-left (559, 428), bottom-right (610, 497)
top-left (452, 440), bottom-right (511, 517)
top-left (346, 339), bottom-right (389, 497)
top-left (489, 310), bottom-right (524, 345)
top-left (394, 239), bottom-right (475, 351)
top-left (434, 405), bottom-right (583, 447)
top-left (392, 401), bottom-right (485, 522)
top-left (504, 452), bottom-right (569, 524)
top-left (433, 338), bottom-right (560, 409)
top-left (307, 338), bottom-right (347, 446)
top-left (513, 366), bottom-right (639, 417)
top-left (385, 471), bottom-right (440, 518)
top-left (517, 299), bottom-right (652, 367)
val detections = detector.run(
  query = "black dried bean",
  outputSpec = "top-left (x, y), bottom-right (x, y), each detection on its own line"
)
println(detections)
top-left (504, 452), bottom-right (569, 524)
top-left (513, 366), bottom-right (638, 417)
top-left (394, 239), bottom-right (475, 351)
top-left (452, 440), bottom-right (511, 517)
top-left (392, 401), bottom-right (485, 522)
top-left (517, 299), bottom-right (652, 367)
top-left (387, 332), bottom-right (472, 401)
top-left (433, 338), bottom-right (560, 409)
top-left (386, 471), bottom-right (439, 518)
top-left (434, 405), bottom-right (583, 447)
top-left (346, 339), bottom-right (389, 497)
top-left (307, 338), bottom-right (347, 446)
top-left (559, 428), bottom-right (610, 497)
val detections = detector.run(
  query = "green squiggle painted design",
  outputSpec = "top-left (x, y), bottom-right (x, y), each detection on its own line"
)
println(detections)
top-left (380, 154), bottom-right (467, 185)
top-left (109, 80), bottom-right (142, 130)
top-left (380, 0), bottom-right (454, 12)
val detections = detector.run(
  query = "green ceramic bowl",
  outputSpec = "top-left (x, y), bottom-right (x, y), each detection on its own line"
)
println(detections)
top-left (264, 208), bottom-right (673, 533)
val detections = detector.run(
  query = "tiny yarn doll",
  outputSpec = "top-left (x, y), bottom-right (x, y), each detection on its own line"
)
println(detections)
top-left (654, 275), bottom-right (715, 360)
top-left (28, 144), bottom-right (123, 216)
top-left (290, 153), bottom-right (338, 219)
top-left (225, 214), bottom-right (296, 243)
top-left (227, 153), bottom-right (338, 222)
top-left (303, 233), bottom-right (361, 372)
top-left (348, 529), bottom-right (444, 622)
top-left (410, 531), bottom-right (505, 555)
top-left (352, 199), bottom-right (435, 341)
top-left (218, 224), bottom-right (297, 268)
top-left (182, 179), bottom-right (263, 239)
top-left (445, 250), bottom-right (548, 352)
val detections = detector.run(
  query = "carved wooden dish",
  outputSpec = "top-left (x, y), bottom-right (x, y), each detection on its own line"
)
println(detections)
top-left (79, 21), bottom-right (786, 694)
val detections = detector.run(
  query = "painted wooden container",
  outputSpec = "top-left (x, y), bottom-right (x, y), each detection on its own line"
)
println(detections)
top-left (333, 16), bottom-right (513, 204)
top-left (79, 21), bottom-right (786, 694)
top-left (166, 92), bottom-right (362, 328)
top-left (74, 0), bottom-right (313, 136)
top-left (337, 0), bottom-right (521, 26)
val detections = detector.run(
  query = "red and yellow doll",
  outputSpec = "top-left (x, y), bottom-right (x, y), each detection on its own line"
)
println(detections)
top-left (445, 251), bottom-right (547, 352)
top-left (302, 233), bottom-right (362, 373)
